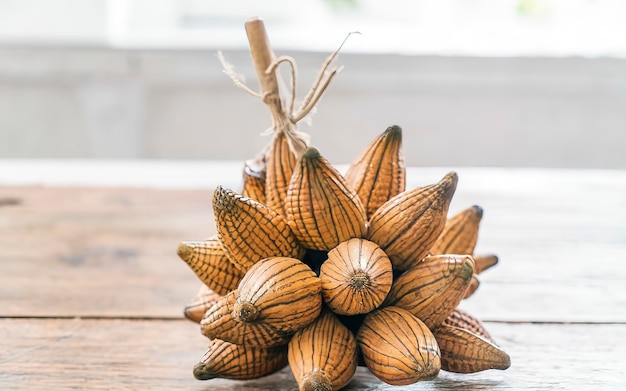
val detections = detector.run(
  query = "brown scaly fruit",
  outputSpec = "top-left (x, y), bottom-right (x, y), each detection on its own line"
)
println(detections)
top-left (233, 257), bottom-right (323, 337)
top-left (357, 306), bottom-right (441, 385)
top-left (344, 125), bottom-right (405, 218)
top-left (384, 254), bottom-right (475, 329)
top-left (368, 172), bottom-right (458, 271)
top-left (176, 236), bottom-right (245, 296)
top-left (433, 324), bottom-right (511, 373)
top-left (213, 186), bottom-right (304, 272)
top-left (242, 160), bottom-right (267, 204)
top-left (265, 131), bottom-right (297, 216)
top-left (474, 254), bottom-right (499, 274)
top-left (442, 308), bottom-right (495, 344)
top-left (288, 309), bottom-right (358, 391)
top-left (430, 205), bottom-right (483, 256)
top-left (193, 338), bottom-right (288, 380)
top-left (183, 284), bottom-right (221, 323)
top-left (320, 238), bottom-right (393, 315)
top-left (200, 291), bottom-right (292, 348)
top-left (285, 147), bottom-right (368, 251)
top-left (182, 17), bottom-right (511, 385)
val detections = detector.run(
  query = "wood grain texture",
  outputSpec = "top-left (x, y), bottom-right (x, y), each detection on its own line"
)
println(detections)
top-left (1, 319), bottom-right (624, 390)
top-left (0, 186), bottom-right (214, 318)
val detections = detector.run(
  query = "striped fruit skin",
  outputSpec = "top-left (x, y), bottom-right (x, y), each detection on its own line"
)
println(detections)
top-left (442, 308), bottom-right (495, 344)
top-left (184, 284), bottom-right (221, 323)
top-left (357, 306), bottom-right (441, 386)
top-left (368, 172), bottom-right (458, 271)
top-left (242, 161), bottom-right (267, 204)
top-left (320, 238), bottom-right (393, 315)
top-left (176, 236), bottom-right (245, 296)
top-left (265, 131), bottom-right (297, 217)
top-left (384, 255), bottom-right (475, 329)
top-left (200, 291), bottom-right (292, 348)
top-left (434, 324), bottom-right (511, 373)
top-left (234, 257), bottom-right (323, 336)
top-left (344, 125), bottom-right (406, 218)
top-left (193, 338), bottom-right (288, 380)
top-left (213, 186), bottom-right (304, 273)
top-left (288, 309), bottom-right (358, 391)
top-left (430, 205), bottom-right (483, 256)
top-left (286, 147), bottom-right (368, 251)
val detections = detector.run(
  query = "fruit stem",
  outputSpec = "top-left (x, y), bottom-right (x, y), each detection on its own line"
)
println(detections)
top-left (245, 18), bottom-right (307, 158)
top-left (245, 18), bottom-right (285, 129)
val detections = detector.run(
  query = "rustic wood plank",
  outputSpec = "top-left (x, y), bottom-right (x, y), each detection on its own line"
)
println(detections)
top-left (0, 318), bottom-right (624, 390)
top-left (0, 186), bottom-right (216, 318)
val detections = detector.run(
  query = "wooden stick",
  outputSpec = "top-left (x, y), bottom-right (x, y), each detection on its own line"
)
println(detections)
top-left (245, 17), bottom-right (310, 158)
top-left (245, 17), bottom-right (285, 130)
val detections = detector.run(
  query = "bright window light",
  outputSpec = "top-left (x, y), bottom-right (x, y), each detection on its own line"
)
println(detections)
top-left (1, 0), bottom-right (625, 57)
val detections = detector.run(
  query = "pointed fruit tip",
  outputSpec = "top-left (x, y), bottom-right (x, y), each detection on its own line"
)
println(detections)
top-left (302, 147), bottom-right (321, 160)
top-left (500, 352), bottom-right (512, 370)
top-left (443, 171), bottom-right (458, 185)
top-left (213, 186), bottom-right (237, 211)
top-left (193, 363), bottom-right (217, 380)
top-left (438, 171), bottom-right (458, 198)
top-left (472, 205), bottom-right (484, 219)
top-left (384, 125), bottom-right (403, 140)
top-left (176, 242), bottom-right (191, 260)
top-left (215, 185), bottom-right (236, 196)
top-left (475, 254), bottom-right (499, 274)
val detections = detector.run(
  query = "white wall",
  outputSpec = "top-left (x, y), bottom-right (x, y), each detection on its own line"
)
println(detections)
top-left (0, 47), bottom-right (624, 168)
top-left (0, 0), bottom-right (108, 44)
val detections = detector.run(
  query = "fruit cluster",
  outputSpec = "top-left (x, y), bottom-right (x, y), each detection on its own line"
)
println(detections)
top-left (177, 125), bottom-right (510, 390)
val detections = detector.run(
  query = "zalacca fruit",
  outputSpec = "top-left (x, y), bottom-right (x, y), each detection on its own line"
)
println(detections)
top-left (193, 338), bottom-right (288, 380)
top-left (357, 306), bottom-right (441, 385)
top-left (474, 254), bottom-right (499, 274)
top-left (285, 147), bottom-right (367, 251)
top-left (320, 238), bottom-right (392, 315)
top-left (368, 172), bottom-right (458, 271)
top-left (430, 205), bottom-right (483, 256)
top-left (344, 125), bottom-right (405, 218)
top-left (442, 308), bottom-right (495, 344)
top-left (265, 131), bottom-right (297, 216)
top-left (213, 186), bottom-right (304, 272)
top-left (181, 18), bottom-right (511, 387)
top-left (200, 291), bottom-right (292, 348)
top-left (434, 324), bottom-right (511, 373)
top-left (288, 309), bottom-right (358, 391)
top-left (384, 254), bottom-right (475, 329)
top-left (177, 236), bottom-right (245, 296)
top-left (234, 257), bottom-right (323, 335)
top-left (184, 284), bottom-right (221, 323)
top-left (242, 157), bottom-right (267, 204)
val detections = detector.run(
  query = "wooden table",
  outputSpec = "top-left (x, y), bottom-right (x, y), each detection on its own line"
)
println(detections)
top-left (1, 166), bottom-right (625, 390)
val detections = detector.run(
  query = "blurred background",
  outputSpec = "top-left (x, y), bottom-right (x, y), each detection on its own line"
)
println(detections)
top-left (1, 0), bottom-right (625, 168)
